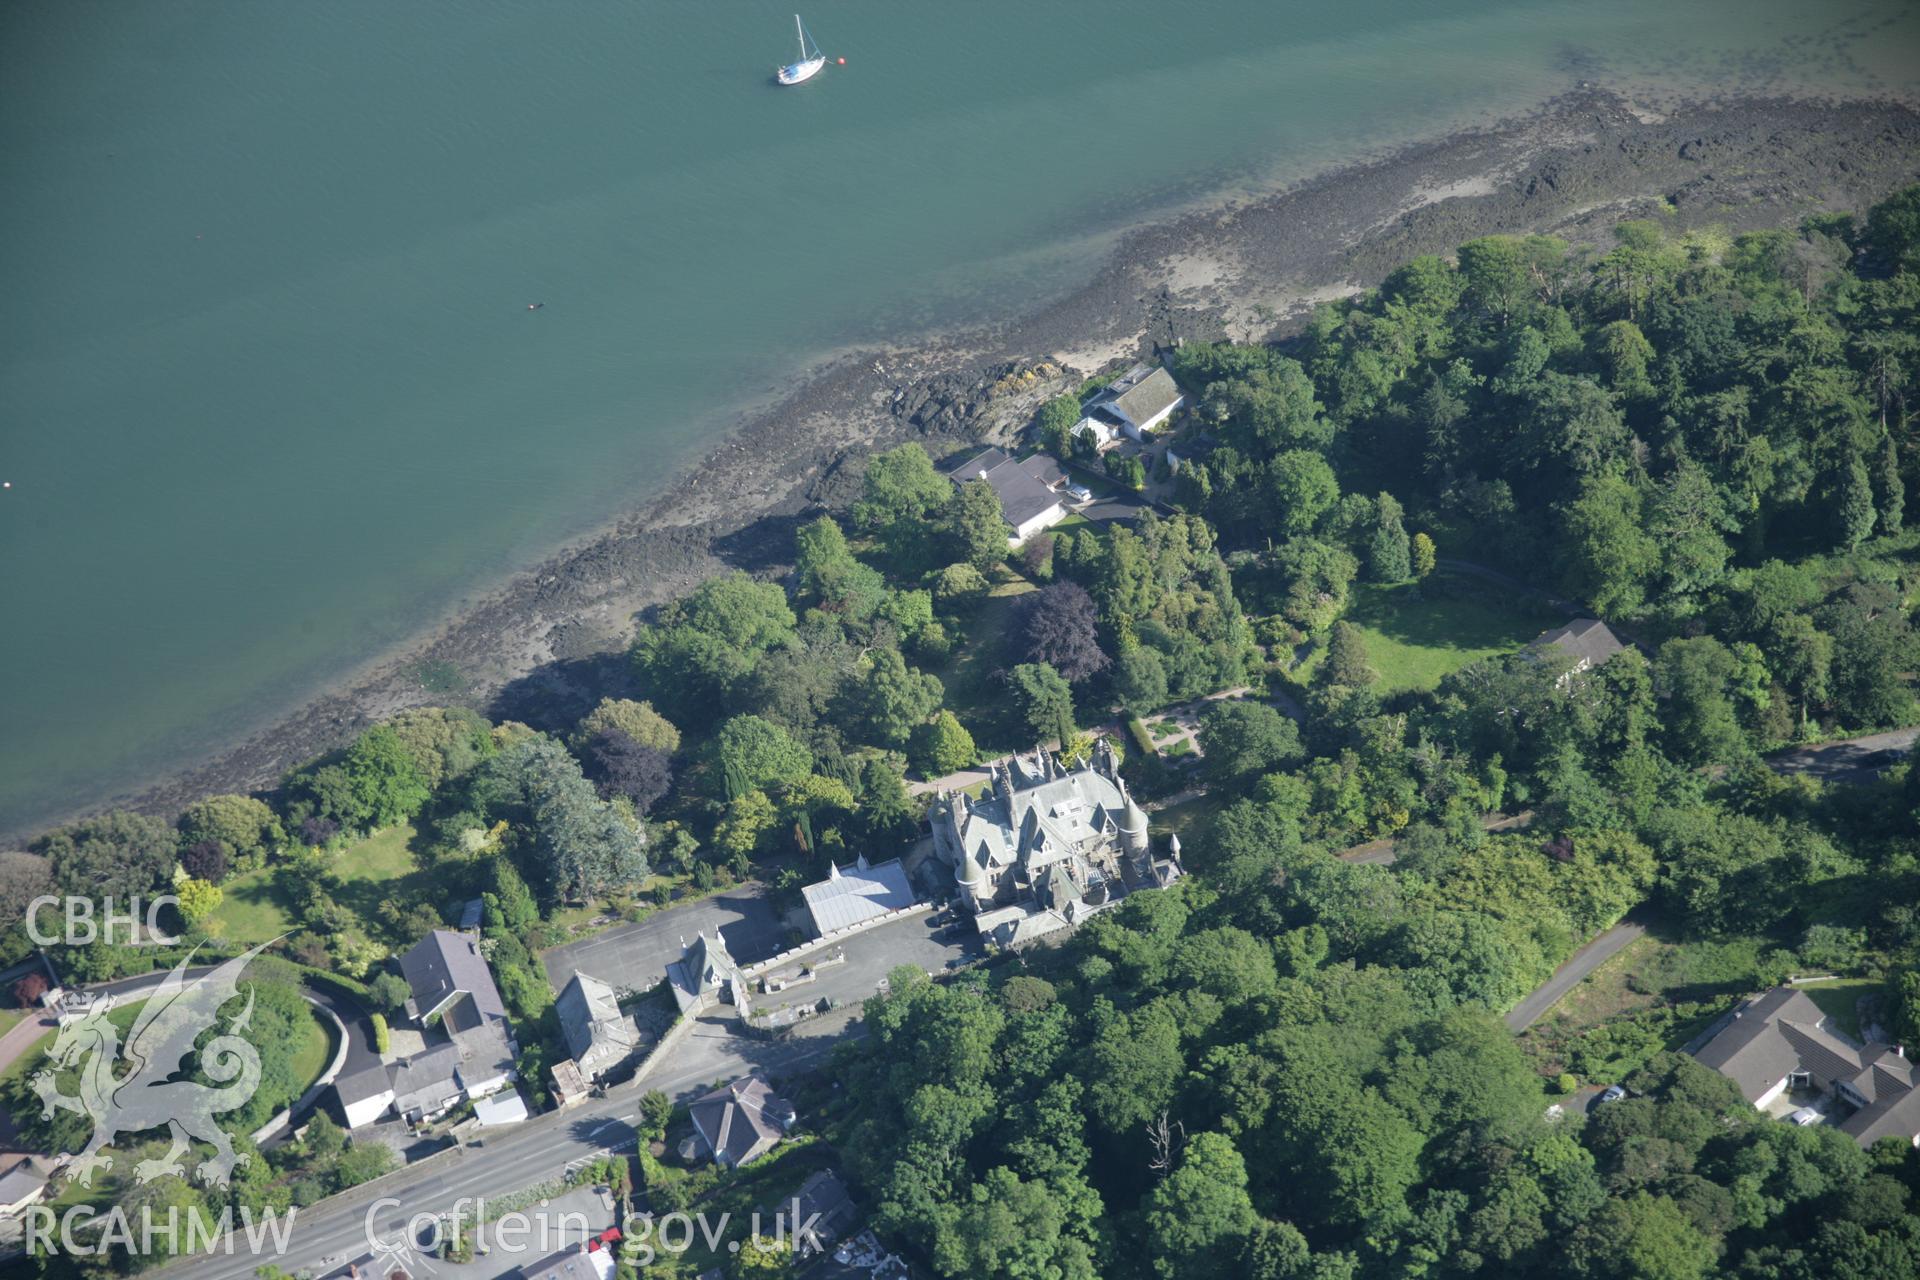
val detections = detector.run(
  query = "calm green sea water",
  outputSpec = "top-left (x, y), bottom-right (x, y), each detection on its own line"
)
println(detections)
top-left (2, 0), bottom-right (1916, 835)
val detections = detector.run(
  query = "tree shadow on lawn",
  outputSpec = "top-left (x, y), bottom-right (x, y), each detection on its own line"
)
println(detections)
top-left (1344, 576), bottom-right (1557, 657)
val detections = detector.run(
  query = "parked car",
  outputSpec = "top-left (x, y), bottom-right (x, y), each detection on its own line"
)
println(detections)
top-left (1789, 1106), bottom-right (1821, 1126)
top-left (1598, 1085), bottom-right (1628, 1104)
top-left (1065, 484), bottom-right (1093, 503)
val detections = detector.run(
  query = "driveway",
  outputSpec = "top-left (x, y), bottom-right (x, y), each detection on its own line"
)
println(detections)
top-left (541, 885), bottom-right (788, 996)
top-left (750, 909), bottom-right (984, 1020)
top-left (1504, 920), bottom-right (1645, 1031)
top-left (1766, 727), bottom-right (1916, 785)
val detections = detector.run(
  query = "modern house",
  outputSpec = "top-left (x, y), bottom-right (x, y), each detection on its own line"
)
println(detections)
top-left (1693, 986), bottom-right (1920, 1147)
top-left (944, 447), bottom-right (1069, 547)
top-left (332, 929), bottom-right (518, 1129)
top-left (800, 855), bottom-right (917, 937)
top-left (929, 740), bottom-right (1183, 949)
top-left (1532, 618), bottom-right (1627, 675)
top-left (666, 930), bottom-right (745, 1017)
top-left (1076, 363), bottom-right (1185, 445)
top-left (688, 1075), bottom-right (796, 1168)
top-left (555, 972), bottom-right (642, 1082)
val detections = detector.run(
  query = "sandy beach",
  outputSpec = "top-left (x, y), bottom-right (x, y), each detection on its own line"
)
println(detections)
top-left (18, 85), bottom-right (1919, 843)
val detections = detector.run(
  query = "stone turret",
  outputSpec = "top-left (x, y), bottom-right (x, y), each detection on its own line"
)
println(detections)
top-left (1117, 794), bottom-right (1150, 861)
top-left (992, 760), bottom-right (1015, 810)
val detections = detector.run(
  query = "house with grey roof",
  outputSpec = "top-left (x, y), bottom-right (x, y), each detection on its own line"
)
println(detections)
top-left (801, 855), bottom-right (917, 937)
top-left (944, 447), bottom-right (1069, 547)
top-left (774, 1168), bottom-right (861, 1259)
top-left (1693, 986), bottom-right (1920, 1147)
top-left (327, 928), bottom-right (519, 1129)
top-left (0, 1158), bottom-right (53, 1219)
top-left (555, 972), bottom-right (641, 1082)
top-left (401, 929), bottom-right (508, 1028)
top-left (666, 930), bottom-right (745, 1017)
top-left (1077, 363), bottom-right (1185, 444)
top-left (931, 739), bottom-right (1182, 949)
top-left (688, 1075), bottom-right (796, 1168)
top-left (333, 1061), bottom-right (399, 1130)
top-left (1532, 618), bottom-right (1627, 675)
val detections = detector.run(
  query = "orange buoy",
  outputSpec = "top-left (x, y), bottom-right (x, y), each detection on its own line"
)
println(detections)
top-left (837, 57), bottom-right (845, 64)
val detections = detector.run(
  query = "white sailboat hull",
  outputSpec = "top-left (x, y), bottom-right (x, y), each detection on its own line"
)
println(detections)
top-left (777, 55), bottom-right (825, 85)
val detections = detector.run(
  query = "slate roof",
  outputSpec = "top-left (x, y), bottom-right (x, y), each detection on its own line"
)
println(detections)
top-left (399, 929), bottom-right (507, 1029)
top-left (0, 1164), bottom-right (49, 1210)
top-left (1020, 453), bottom-right (1068, 489)
top-left (946, 448), bottom-right (1065, 529)
top-left (1693, 986), bottom-right (1920, 1147)
top-left (667, 931), bottom-right (740, 1015)
top-left (802, 857), bottom-right (916, 934)
top-left (1533, 618), bottom-right (1627, 669)
top-left (1099, 364), bottom-right (1184, 429)
top-left (390, 1042), bottom-right (464, 1117)
top-left (783, 1169), bottom-right (861, 1257)
top-left (690, 1076), bottom-right (794, 1168)
top-left (556, 973), bottom-right (641, 1078)
top-left (333, 1062), bottom-right (396, 1107)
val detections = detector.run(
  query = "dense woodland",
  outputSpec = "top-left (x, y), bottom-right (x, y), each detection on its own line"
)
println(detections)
top-left (5, 188), bottom-right (1920, 1278)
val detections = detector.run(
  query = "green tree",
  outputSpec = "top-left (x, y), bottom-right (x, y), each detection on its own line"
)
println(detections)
top-left (844, 648), bottom-right (944, 748)
top-left (1115, 644), bottom-right (1171, 713)
top-left (711, 715), bottom-right (814, 799)
top-left (931, 1166), bottom-right (1099, 1280)
top-left (1009, 663), bottom-right (1076, 747)
top-left (1198, 701), bottom-right (1304, 788)
top-left (1144, 1132), bottom-right (1258, 1279)
top-left (1038, 393), bottom-right (1085, 459)
top-left (572, 698), bottom-right (680, 754)
top-left (1321, 622), bottom-right (1377, 689)
top-left (1566, 1192), bottom-right (1716, 1280)
top-left (382, 706), bottom-right (496, 790)
top-left (35, 811), bottom-right (179, 899)
top-left (912, 709), bottom-right (977, 776)
top-left (1873, 434), bottom-right (1905, 533)
top-left (1655, 637), bottom-right (1755, 766)
top-left (1411, 530), bottom-right (1437, 578)
top-left (856, 443), bottom-right (952, 531)
top-left (175, 795), bottom-right (283, 869)
top-left (932, 562), bottom-right (990, 609)
top-left (1560, 475), bottom-right (1659, 618)
top-left (1367, 493), bottom-right (1412, 582)
top-left (1267, 450), bottom-right (1340, 535)
top-left (948, 479), bottom-right (1009, 570)
top-left (342, 724), bottom-right (433, 829)
top-left (1833, 452), bottom-right (1878, 550)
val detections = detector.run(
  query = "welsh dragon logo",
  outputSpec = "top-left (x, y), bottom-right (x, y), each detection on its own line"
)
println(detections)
top-left (29, 940), bottom-right (277, 1189)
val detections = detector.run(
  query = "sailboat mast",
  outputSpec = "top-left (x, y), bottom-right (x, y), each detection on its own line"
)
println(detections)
top-left (795, 14), bottom-right (806, 59)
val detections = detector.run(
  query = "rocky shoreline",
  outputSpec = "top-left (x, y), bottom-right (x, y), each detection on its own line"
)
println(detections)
top-left (22, 86), bottom-right (1920, 843)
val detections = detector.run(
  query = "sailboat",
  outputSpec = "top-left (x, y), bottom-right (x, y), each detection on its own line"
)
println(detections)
top-left (776, 14), bottom-right (826, 86)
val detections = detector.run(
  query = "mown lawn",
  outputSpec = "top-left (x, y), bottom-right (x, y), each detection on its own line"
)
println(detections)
top-left (1149, 792), bottom-right (1223, 844)
top-left (1295, 574), bottom-right (1563, 693)
top-left (1796, 977), bottom-right (1878, 1040)
top-left (206, 824), bottom-right (427, 945)
top-left (930, 570), bottom-right (1039, 757)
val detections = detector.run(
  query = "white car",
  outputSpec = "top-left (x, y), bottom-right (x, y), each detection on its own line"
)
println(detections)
top-left (1598, 1085), bottom-right (1628, 1104)
top-left (1065, 484), bottom-right (1093, 504)
top-left (1789, 1106), bottom-right (1821, 1126)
